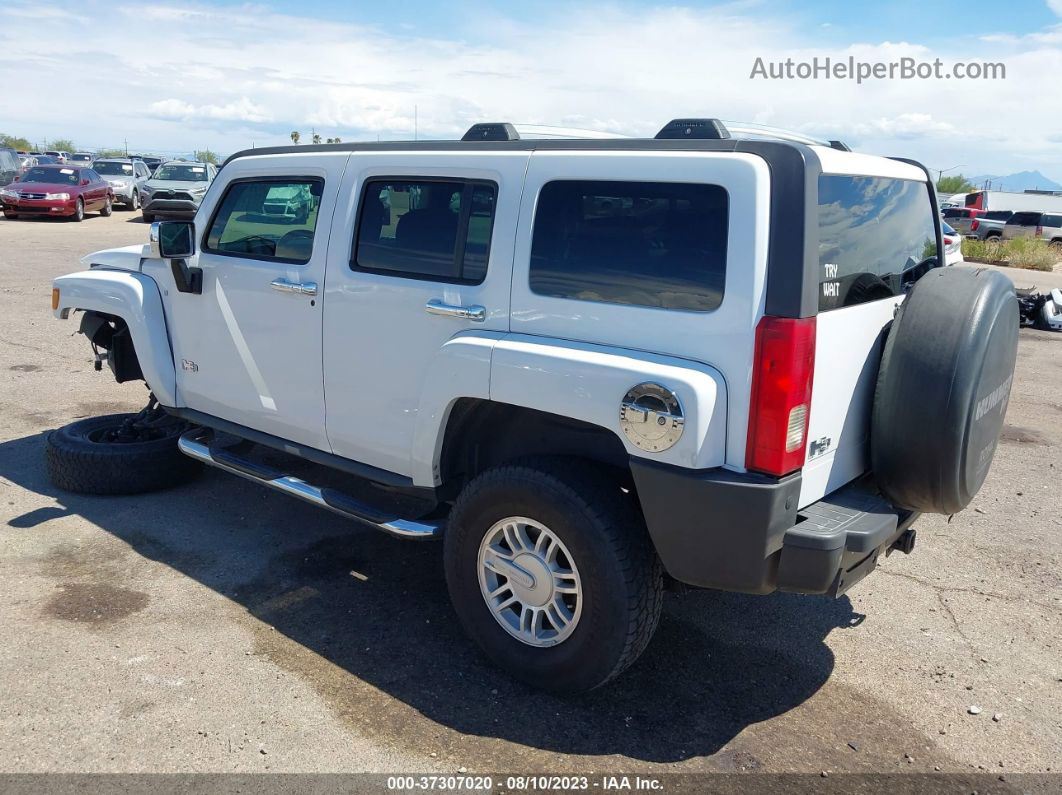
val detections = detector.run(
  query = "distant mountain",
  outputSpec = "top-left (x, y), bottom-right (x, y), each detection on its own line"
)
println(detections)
top-left (966, 170), bottom-right (1062, 193)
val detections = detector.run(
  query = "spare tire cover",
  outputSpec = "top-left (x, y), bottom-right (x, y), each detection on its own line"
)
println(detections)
top-left (872, 267), bottom-right (1017, 515)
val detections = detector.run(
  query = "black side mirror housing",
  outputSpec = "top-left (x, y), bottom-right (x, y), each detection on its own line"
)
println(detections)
top-left (150, 221), bottom-right (201, 294)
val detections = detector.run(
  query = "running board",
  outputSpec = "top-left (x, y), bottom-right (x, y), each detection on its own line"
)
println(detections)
top-left (177, 428), bottom-right (443, 539)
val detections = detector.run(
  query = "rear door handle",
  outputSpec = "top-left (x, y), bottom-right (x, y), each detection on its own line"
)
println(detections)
top-left (271, 278), bottom-right (317, 296)
top-left (425, 298), bottom-right (486, 322)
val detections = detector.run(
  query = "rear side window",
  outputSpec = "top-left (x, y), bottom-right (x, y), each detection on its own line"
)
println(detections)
top-left (205, 178), bottom-right (323, 264)
top-left (1043, 214), bottom-right (1062, 227)
top-left (529, 180), bottom-right (728, 312)
top-left (985, 210), bottom-right (1012, 221)
top-left (817, 175), bottom-right (939, 311)
top-left (1008, 211), bottom-right (1041, 226)
top-left (353, 178), bottom-right (496, 283)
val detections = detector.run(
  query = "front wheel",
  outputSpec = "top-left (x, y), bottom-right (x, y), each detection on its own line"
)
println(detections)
top-left (70, 199), bottom-right (84, 222)
top-left (100, 196), bottom-right (113, 217)
top-left (128, 191), bottom-right (140, 210)
top-left (444, 458), bottom-right (662, 693)
top-left (141, 211), bottom-right (154, 224)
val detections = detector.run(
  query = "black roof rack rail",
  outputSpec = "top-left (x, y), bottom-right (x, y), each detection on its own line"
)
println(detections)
top-left (828, 140), bottom-right (852, 152)
top-left (654, 118), bottom-right (730, 140)
top-left (461, 123), bottom-right (520, 142)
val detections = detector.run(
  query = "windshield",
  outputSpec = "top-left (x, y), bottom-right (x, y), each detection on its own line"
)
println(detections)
top-left (71, 154), bottom-right (92, 161)
top-left (153, 164), bottom-right (208, 182)
top-left (21, 167), bottom-right (80, 185)
top-left (94, 162), bottom-right (135, 176)
top-left (818, 175), bottom-right (939, 311)
top-left (34, 155), bottom-right (58, 165)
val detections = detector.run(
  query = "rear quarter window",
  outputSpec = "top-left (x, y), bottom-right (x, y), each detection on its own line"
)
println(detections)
top-left (817, 175), bottom-right (939, 311)
top-left (1008, 212), bottom-right (1041, 226)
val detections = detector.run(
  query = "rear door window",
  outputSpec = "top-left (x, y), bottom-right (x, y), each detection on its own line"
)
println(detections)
top-left (817, 175), bottom-right (939, 311)
top-left (1042, 214), bottom-right (1062, 227)
top-left (529, 180), bottom-right (728, 311)
top-left (1008, 211), bottom-right (1042, 227)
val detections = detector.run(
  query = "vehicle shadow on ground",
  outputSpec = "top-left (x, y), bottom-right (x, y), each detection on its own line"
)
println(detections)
top-left (0, 431), bottom-right (861, 763)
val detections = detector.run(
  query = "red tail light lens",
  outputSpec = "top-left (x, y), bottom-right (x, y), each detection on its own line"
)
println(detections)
top-left (746, 316), bottom-right (816, 476)
top-left (971, 220), bottom-right (980, 231)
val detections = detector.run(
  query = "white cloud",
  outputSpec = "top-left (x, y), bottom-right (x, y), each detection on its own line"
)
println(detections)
top-left (1049, 0), bottom-right (1062, 17)
top-left (0, 1), bottom-right (1059, 178)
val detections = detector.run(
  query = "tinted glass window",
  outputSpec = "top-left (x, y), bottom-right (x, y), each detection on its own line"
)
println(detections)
top-left (154, 164), bottom-right (209, 182)
top-left (94, 161), bottom-right (135, 176)
top-left (353, 179), bottom-right (496, 283)
top-left (529, 180), bottom-right (728, 312)
top-left (985, 210), bottom-right (1012, 221)
top-left (21, 167), bottom-right (79, 185)
top-left (1008, 212), bottom-right (1041, 226)
top-left (817, 175), bottom-right (939, 311)
top-left (205, 179), bottom-right (323, 264)
top-left (1043, 214), bottom-right (1062, 227)
top-left (942, 208), bottom-right (969, 219)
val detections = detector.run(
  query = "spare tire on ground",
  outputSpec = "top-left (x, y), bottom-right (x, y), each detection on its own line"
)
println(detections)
top-left (46, 411), bottom-right (200, 495)
top-left (872, 267), bottom-right (1018, 515)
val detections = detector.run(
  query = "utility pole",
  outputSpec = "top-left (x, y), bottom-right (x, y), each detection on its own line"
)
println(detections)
top-left (124, 138), bottom-right (128, 156)
top-left (414, 105), bottom-right (418, 141)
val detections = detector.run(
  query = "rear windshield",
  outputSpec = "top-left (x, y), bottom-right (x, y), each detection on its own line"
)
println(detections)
top-left (1008, 211), bottom-right (1041, 226)
top-left (942, 208), bottom-right (969, 219)
top-left (817, 175), bottom-right (939, 311)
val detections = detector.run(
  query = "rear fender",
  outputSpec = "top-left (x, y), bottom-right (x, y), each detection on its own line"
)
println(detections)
top-left (53, 269), bottom-right (176, 405)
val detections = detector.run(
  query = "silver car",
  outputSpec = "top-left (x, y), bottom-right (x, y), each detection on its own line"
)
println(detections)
top-left (92, 159), bottom-right (153, 210)
top-left (139, 161), bottom-right (217, 223)
top-left (1002, 211), bottom-right (1062, 247)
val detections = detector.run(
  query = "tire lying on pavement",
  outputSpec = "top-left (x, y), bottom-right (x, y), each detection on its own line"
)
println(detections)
top-left (46, 413), bottom-right (200, 495)
top-left (872, 267), bottom-right (1018, 515)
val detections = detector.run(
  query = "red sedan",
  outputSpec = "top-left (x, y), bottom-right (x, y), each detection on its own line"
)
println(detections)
top-left (1, 165), bottom-right (114, 221)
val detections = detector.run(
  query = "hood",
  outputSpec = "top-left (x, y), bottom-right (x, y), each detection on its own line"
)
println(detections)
top-left (79, 244), bottom-right (150, 272)
top-left (7, 181), bottom-right (81, 193)
top-left (143, 179), bottom-right (206, 194)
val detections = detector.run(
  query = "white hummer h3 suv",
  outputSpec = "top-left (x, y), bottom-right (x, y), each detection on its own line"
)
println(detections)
top-left (47, 119), bottom-right (1018, 693)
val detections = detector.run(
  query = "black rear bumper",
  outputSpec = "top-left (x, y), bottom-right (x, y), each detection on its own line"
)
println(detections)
top-left (631, 460), bottom-right (917, 596)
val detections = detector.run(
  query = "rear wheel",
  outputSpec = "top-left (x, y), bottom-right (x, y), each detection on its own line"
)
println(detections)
top-left (444, 458), bottom-right (662, 693)
top-left (45, 398), bottom-right (200, 495)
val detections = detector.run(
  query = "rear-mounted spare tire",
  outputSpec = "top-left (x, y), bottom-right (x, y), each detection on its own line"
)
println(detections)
top-left (872, 267), bottom-right (1017, 515)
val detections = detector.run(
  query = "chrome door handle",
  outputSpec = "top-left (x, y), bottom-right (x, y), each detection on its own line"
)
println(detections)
top-left (425, 298), bottom-right (486, 322)
top-left (271, 278), bottom-right (317, 296)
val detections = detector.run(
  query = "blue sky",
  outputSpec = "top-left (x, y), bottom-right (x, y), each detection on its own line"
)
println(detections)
top-left (2, 0), bottom-right (1061, 181)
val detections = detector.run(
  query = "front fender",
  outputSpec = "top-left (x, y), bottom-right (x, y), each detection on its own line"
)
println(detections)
top-left (53, 269), bottom-right (176, 405)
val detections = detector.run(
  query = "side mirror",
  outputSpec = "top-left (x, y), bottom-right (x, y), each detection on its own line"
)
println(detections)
top-left (80, 178), bottom-right (89, 186)
top-left (12, 176), bottom-right (19, 182)
top-left (150, 221), bottom-right (201, 294)
top-left (152, 220), bottom-right (196, 258)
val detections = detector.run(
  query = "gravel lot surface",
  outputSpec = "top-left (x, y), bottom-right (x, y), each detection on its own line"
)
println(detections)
top-left (0, 212), bottom-right (1059, 779)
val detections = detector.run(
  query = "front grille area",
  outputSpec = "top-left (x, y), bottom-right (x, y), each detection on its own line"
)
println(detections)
top-left (147, 191), bottom-right (194, 201)
top-left (18, 192), bottom-right (46, 200)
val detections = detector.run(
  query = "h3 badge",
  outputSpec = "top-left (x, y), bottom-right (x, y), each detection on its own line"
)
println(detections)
top-left (808, 435), bottom-right (832, 459)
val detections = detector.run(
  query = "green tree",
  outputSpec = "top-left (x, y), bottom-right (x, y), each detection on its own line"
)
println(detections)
top-left (49, 138), bottom-right (77, 153)
top-left (937, 174), bottom-right (975, 195)
top-left (312, 133), bottom-right (322, 145)
top-left (290, 131), bottom-right (301, 144)
top-left (0, 133), bottom-right (33, 150)
top-left (194, 149), bottom-right (219, 165)
top-left (96, 148), bottom-right (126, 158)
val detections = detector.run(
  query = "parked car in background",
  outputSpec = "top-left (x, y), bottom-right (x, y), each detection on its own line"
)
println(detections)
top-left (93, 158), bottom-right (152, 210)
top-left (140, 160), bottom-right (217, 222)
top-left (32, 155), bottom-right (60, 166)
top-left (942, 222), bottom-right (963, 265)
top-left (0, 147), bottom-right (21, 186)
top-left (70, 153), bottom-right (94, 166)
top-left (939, 192), bottom-right (968, 210)
top-left (941, 207), bottom-right (983, 235)
top-left (132, 155), bottom-right (163, 174)
top-left (44, 150), bottom-right (70, 163)
top-left (17, 156), bottom-right (39, 176)
top-left (1002, 211), bottom-right (1062, 247)
top-left (1, 165), bottom-right (113, 221)
top-left (966, 210), bottom-right (1011, 241)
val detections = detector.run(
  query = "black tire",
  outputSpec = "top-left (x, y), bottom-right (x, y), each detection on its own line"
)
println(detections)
top-left (3, 212), bottom-right (17, 220)
top-left (100, 196), bottom-right (113, 217)
top-left (141, 211), bottom-right (154, 224)
top-left (46, 414), bottom-right (200, 495)
top-left (872, 267), bottom-right (1018, 515)
top-left (444, 457), bottom-right (663, 694)
top-left (128, 191), bottom-right (139, 211)
top-left (70, 199), bottom-right (84, 222)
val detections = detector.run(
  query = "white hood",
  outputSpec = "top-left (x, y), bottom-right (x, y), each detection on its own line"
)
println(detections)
top-left (79, 243), bottom-right (150, 272)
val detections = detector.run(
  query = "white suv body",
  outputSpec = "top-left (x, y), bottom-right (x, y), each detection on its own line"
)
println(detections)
top-left (49, 120), bottom-right (1018, 692)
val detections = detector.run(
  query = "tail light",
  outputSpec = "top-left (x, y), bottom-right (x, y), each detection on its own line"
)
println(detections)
top-left (971, 220), bottom-right (980, 231)
top-left (746, 316), bottom-right (816, 476)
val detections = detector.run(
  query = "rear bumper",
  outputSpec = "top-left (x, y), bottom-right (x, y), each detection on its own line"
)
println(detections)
top-left (631, 459), bottom-right (918, 596)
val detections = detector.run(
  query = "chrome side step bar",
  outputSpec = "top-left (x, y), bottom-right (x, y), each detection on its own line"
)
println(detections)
top-left (177, 428), bottom-right (443, 539)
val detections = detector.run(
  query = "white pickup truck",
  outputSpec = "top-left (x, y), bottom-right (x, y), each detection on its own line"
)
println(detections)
top-left (47, 119), bottom-right (1018, 693)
